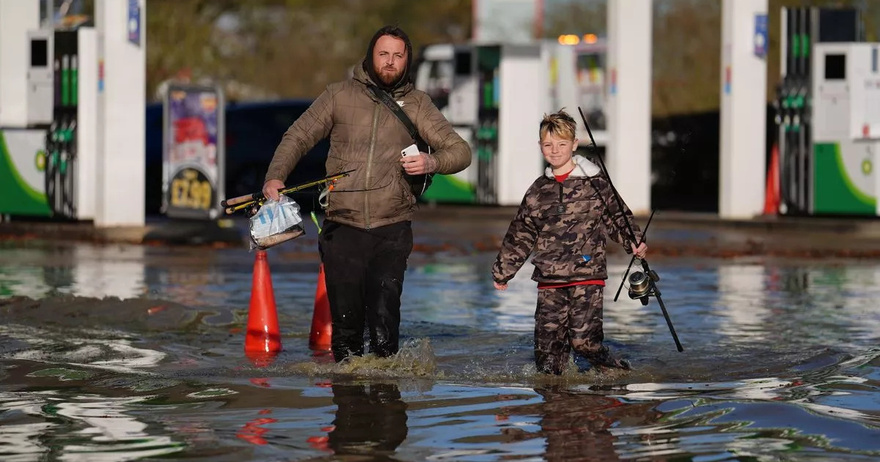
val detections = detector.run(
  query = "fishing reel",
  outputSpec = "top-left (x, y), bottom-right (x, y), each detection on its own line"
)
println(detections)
top-left (627, 269), bottom-right (660, 306)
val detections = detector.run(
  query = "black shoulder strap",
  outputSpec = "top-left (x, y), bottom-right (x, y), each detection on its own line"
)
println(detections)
top-left (367, 85), bottom-right (429, 152)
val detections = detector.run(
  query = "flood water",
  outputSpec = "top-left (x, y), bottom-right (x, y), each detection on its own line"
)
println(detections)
top-left (1, 226), bottom-right (879, 461)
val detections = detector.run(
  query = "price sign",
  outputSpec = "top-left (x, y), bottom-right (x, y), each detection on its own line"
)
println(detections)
top-left (169, 167), bottom-right (215, 211)
top-left (163, 84), bottom-right (225, 219)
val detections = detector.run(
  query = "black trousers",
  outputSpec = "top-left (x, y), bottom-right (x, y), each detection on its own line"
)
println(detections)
top-left (318, 220), bottom-right (413, 362)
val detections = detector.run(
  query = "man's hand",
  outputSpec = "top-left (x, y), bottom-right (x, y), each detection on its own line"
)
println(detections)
top-left (262, 179), bottom-right (285, 201)
top-left (493, 281), bottom-right (507, 291)
top-left (631, 242), bottom-right (648, 259)
top-left (400, 152), bottom-right (437, 175)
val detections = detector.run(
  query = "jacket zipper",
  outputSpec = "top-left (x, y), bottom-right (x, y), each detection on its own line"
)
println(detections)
top-left (365, 104), bottom-right (380, 229)
top-left (557, 181), bottom-right (565, 214)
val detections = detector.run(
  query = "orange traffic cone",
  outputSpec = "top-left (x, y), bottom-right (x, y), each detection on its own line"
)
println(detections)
top-left (309, 263), bottom-right (332, 351)
top-left (245, 250), bottom-right (282, 365)
top-left (764, 143), bottom-right (780, 215)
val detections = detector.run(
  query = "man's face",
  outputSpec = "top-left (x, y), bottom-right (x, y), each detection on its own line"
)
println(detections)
top-left (372, 35), bottom-right (407, 86)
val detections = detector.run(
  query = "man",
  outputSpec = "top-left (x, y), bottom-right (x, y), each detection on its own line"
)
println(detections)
top-left (262, 26), bottom-right (472, 362)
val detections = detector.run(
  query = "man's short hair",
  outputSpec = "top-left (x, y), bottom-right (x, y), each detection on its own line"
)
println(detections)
top-left (539, 109), bottom-right (577, 141)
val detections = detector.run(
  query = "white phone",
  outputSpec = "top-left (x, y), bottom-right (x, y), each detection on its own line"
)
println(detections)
top-left (401, 143), bottom-right (420, 157)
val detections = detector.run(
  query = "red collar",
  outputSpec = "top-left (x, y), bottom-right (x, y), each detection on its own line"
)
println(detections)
top-left (554, 166), bottom-right (575, 183)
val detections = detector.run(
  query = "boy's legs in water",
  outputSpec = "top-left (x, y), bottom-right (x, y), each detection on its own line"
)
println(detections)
top-left (569, 285), bottom-right (630, 370)
top-left (534, 287), bottom-right (572, 375)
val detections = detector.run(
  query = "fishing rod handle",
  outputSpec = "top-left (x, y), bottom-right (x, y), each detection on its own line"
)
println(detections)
top-left (222, 183), bottom-right (311, 215)
top-left (225, 200), bottom-right (259, 215)
top-left (221, 170), bottom-right (352, 211)
top-left (221, 192), bottom-right (261, 208)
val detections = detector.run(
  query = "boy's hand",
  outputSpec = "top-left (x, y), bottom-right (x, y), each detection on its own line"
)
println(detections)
top-left (493, 281), bottom-right (507, 291)
top-left (631, 242), bottom-right (648, 259)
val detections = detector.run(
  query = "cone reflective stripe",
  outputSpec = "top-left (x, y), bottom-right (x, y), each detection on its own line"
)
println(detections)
top-left (309, 263), bottom-right (332, 351)
top-left (245, 250), bottom-right (282, 359)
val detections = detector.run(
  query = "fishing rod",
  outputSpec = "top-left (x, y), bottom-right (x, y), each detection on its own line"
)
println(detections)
top-left (221, 169), bottom-right (354, 215)
top-left (577, 107), bottom-right (683, 352)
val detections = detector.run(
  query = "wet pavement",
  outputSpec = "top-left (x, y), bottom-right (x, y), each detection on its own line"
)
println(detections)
top-left (5, 205), bottom-right (880, 258)
top-left (1, 206), bottom-right (879, 460)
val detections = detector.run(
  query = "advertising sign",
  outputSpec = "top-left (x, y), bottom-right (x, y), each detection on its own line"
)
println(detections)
top-left (163, 84), bottom-right (225, 219)
top-left (0, 129), bottom-right (51, 217)
top-left (128, 0), bottom-right (141, 46)
top-left (754, 14), bottom-right (768, 58)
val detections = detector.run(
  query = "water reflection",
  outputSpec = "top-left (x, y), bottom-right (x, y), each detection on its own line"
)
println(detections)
top-left (327, 382), bottom-right (408, 457)
top-left (715, 264), bottom-right (770, 340)
top-left (0, 390), bottom-right (183, 461)
top-left (236, 409), bottom-right (278, 446)
top-left (4, 241), bottom-right (880, 460)
top-left (0, 245), bottom-right (146, 299)
top-left (67, 246), bottom-right (146, 299)
top-left (0, 391), bottom-right (55, 461)
top-left (1, 325), bottom-right (165, 375)
top-left (54, 395), bottom-right (182, 460)
top-left (500, 387), bottom-right (662, 461)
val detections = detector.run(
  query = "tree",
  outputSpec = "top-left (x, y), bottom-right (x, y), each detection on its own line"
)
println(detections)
top-left (145, 0), bottom-right (471, 101)
top-left (542, 0), bottom-right (606, 37)
top-left (652, 0), bottom-right (722, 117)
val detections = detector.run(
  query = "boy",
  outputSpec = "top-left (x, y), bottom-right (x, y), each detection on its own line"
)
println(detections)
top-left (492, 109), bottom-right (648, 375)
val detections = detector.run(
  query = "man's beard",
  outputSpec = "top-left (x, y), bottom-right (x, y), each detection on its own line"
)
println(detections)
top-left (376, 66), bottom-right (404, 86)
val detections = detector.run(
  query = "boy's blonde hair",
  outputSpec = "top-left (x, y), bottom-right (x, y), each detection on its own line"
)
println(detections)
top-left (539, 109), bottom-right (577, 141)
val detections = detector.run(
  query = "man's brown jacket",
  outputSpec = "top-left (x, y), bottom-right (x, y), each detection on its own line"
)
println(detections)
top-left (266, 65), bottom-right (471, 229)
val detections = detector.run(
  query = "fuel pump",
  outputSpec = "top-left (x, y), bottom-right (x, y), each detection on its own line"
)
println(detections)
top-left (774, 7), bottom-right (871, 216)
top-left (44, 30), bottom-right (79, 219)
top-left (776, 7), bottom-right (813, 214)
top-left (20, 27), bottom-right (99, 221)
top-left (3, 1), bottom-right (142, 225)
top-left (415, 43), bottom-right (546, 206)
top-left (474, 46), bottom-right (500, 205)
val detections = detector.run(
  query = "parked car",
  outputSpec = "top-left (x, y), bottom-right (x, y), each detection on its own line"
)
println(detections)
top-left (145, 99), bottom-right (329, 216)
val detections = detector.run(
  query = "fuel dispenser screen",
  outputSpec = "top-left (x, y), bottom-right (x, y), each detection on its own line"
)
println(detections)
top-left (30, 39), bottom-right (47, 67)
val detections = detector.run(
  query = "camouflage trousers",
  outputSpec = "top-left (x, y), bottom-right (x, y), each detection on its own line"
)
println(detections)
top-left (534, 284), bottom-right (613, 375)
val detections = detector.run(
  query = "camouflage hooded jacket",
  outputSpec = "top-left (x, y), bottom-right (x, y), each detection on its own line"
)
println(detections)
top-left (492, 155), bottom-right (642, 285)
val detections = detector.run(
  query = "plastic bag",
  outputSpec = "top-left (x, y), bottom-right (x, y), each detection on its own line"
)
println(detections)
top-left (249, 196), bottom-right (305, 250)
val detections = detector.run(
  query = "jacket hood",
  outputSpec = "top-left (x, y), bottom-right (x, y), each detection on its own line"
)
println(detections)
top-left (544, 154), bottom-right (601, 179)
top-left (361, 26), bottom-right (414, 92)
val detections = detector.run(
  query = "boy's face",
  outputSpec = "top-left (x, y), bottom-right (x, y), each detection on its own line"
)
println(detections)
top-left (540, 133), bottom-right (579, 171)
